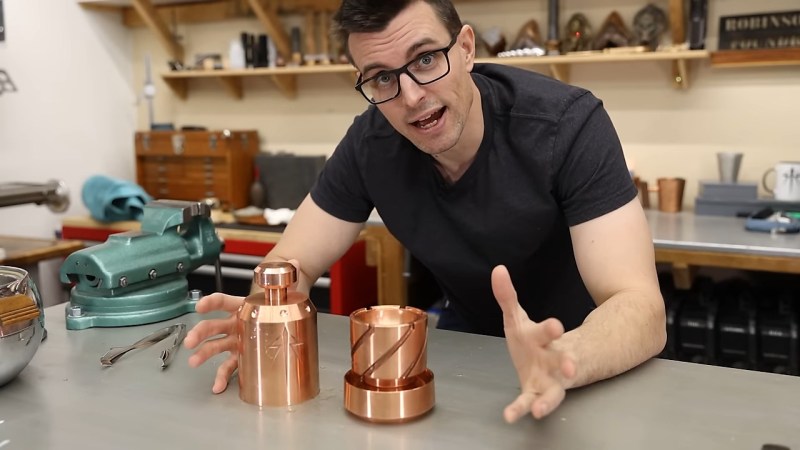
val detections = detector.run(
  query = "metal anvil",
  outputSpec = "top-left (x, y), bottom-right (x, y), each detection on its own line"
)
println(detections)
top-left (61, 200), bottom-right (222, 330)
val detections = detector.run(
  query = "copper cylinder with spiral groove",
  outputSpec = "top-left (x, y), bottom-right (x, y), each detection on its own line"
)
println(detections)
top-left (237, 261), bottom-right (319, 407)
top-left (344, 305), bottom-right (435, 423)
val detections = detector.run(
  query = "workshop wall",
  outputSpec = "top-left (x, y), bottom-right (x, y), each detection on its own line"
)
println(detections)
top-left (0, 0), bottom-right (797, 245)
top-left (0, 0), bottom-right (135, 239)
top-left (132, 0), bottom-right (799, 209)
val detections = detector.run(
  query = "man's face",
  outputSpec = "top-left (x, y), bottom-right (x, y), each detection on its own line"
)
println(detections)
top-left (348, 2), bottom-right (477, 157)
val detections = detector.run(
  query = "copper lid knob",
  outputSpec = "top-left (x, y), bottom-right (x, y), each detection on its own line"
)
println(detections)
top-left (237, 261), bottom-right (319, 407)
top-left (254, 261), bottom-right (297, 289)
top-left (253, 261), bottom-right (298, 306)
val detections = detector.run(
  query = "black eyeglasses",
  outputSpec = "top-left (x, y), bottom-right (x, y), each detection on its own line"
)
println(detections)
top-left (355, 35), bottom-right (458, 105)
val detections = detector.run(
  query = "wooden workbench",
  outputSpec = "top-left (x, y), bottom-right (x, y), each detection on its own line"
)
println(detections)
top-left (0, 236), bottom-right (84, 267)
top-left (0, 235), bottom-right (85, 306)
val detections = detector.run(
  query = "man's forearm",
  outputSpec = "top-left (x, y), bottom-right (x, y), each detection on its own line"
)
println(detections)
top-left (552, 290), bottom-right (667, 389)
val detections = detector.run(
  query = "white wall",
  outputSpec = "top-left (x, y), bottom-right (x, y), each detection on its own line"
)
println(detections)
top-left (0, 0), bottom-right (135, 239)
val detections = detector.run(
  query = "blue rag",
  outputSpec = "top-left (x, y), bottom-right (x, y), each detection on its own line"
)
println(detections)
top-left (82, 175), bottom-right (153, 222)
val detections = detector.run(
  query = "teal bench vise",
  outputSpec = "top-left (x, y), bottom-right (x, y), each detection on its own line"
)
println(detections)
top-left (60, 200), bottom-right (223, 330)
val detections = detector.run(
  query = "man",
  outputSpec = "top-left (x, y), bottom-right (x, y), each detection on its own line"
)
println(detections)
top-left (185, 0), bottom-right (666, 423)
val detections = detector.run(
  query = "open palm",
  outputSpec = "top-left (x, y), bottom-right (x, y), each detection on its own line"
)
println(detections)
top-left (492, 265), bottom-right (577, 422)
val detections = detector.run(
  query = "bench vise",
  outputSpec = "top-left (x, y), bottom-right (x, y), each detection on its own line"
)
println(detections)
top-left (60, 200), bottom-right (222, 330)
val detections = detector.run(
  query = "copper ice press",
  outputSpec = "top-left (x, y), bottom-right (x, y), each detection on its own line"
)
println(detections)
top-left (344, 305), bottom-right (435, 423)
top-left (237, 261), bottom-right (319, 406)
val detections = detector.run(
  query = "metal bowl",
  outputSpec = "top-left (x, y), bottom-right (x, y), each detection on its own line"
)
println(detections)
top-left (0, 266), bottom-right (45, 387)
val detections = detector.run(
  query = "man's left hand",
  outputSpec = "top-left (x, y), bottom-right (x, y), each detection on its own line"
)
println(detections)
top-left (492, 265), bottom-right (577, 423)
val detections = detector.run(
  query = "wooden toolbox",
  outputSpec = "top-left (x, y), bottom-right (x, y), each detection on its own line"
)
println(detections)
top-left (135, 130), bottom-right (259, 211)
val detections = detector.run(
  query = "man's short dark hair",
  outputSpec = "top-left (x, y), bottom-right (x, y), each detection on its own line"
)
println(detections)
top-left (332, 0), bottom-right (463, 62)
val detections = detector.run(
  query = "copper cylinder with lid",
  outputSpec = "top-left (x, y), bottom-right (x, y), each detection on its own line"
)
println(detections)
top-left (237, 261), bottom-right (319, 406)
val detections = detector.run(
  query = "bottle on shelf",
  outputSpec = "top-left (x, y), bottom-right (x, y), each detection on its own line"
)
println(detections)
top-left (249, 166), bottom-right (265, 208)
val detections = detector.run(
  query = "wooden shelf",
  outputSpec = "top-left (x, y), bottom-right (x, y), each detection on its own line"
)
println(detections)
top-left (161, 64), bottom-right (356, 99)
top-left (162, 50), bottom-right (710, 99)
top-left (478, 49), bottom-right (710, 89)
top-left (709, 48), bottom-right (800, 68)
top-left (87, 0), bottom-right (789, 98)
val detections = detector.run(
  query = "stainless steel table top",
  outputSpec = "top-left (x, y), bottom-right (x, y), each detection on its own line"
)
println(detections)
top-left (1, 306), bottom-right (799, 449)
top-left (646, 210), bottom-right (800, 257)
top-left (369, 209), bottom-right (800, 257)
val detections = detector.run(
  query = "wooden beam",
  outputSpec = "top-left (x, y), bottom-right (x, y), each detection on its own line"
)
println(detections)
top-left (217, 76), bottom-right (243, 99)
top-left (247, 0), bottom-right (292, 62)
top-left (548, 63), bottom-right (570, 83)
top-left (672, 59), bottom-right (689, 89)
top-left (130, 0), bottom-right (184, 61)
top-left (269, 74), bottom-right (297, 98)
top-left (277, 0), bottom-right (339, 11)
top-left (670, 262), bottom-right (694, 290)
top-left (162, 77), bottom-right (188, 100)
top-left (124, 1), bottom-right (251, 27)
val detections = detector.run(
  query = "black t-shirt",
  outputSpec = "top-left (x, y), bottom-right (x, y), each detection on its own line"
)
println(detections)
top-left (311, 63), bottom-right (638, 337)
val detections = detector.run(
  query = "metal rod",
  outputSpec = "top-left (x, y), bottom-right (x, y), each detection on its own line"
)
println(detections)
top-left (0, 181), bottom-right (70, 212)
top-left (548, 0), bottom-right (559, 42)
top-left (214, 258), bottom-right (224, 293)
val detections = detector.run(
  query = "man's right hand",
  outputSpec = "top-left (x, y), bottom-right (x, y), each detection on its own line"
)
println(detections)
top-left (184, 293), bottom-right (245, 394)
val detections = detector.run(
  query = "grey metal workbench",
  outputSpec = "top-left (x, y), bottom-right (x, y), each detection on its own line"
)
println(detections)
top-left (645, 210), bottom-right (800, 288)
top-left (1, 306), bottom-right (799, 449)
top-left (646, 210), bottom-right (800, 258)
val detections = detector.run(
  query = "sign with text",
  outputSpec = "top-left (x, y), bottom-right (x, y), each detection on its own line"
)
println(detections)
top-left (0, 0), bottom-right (5, 41)
top-left (718, 10), bottom-right (800, 50)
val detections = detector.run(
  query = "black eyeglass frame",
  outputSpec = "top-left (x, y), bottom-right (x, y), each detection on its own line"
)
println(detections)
top-left (354, 35), bottom-right (459, 105)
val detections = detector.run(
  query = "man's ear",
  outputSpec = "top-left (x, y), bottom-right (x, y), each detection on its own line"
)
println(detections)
top-left (460, 24), bottom-right (477, 72)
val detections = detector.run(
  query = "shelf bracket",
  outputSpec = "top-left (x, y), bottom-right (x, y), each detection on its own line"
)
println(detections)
top-left (339, 71), bottom-right (358, 87)
top-left (247, 0), bottom-right (292, 63)
top-left (549, 63), bottom-right (570, 84)
top-left (163, 77), bottom-right (188, 100)
top-left (672, 59), bottom-right (689, 89)
top-left (270, 74), bottom-right (297, 98)
top-left (130, 0), bottom-right (184, 62)
top-left (217, 76), bottom-right (243, 100)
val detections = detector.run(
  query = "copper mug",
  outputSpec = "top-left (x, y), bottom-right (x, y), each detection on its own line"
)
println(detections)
top-left (656, 177), bottom-right (686, 213)
top-left (634, 177), bottom-right (685, 212)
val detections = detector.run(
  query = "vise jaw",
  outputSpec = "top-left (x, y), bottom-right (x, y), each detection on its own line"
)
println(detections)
top-left (61, 200), bottom-right (223, 329)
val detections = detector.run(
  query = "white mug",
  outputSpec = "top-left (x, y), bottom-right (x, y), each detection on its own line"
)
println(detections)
top-left (762, 161), bottom-right (800, 201)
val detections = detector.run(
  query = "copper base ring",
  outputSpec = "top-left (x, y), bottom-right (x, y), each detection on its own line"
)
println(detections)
top-left (343, 369), bottom-right (435, 423)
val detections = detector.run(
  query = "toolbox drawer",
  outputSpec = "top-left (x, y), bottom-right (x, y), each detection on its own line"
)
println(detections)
top-left (135, 130), bottom-right (259, 211)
